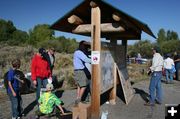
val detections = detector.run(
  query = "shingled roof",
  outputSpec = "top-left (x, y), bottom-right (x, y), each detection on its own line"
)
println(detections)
top-left (50, 0), bottom-right (156, 40)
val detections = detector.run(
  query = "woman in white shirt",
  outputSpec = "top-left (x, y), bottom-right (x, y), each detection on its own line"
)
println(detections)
top-left (164, 53), bottom-right (175, 83)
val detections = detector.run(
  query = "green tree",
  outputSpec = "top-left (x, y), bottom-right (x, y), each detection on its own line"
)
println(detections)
top-left (157, 28), bottom-right (166, 44)
top-left (166, 30), bottom-right (179, 41)
top-left (161, 40), bottom-right (180, 54)
top-left (157, 29), bottom-right (180, 55)
top-left (28, 24), bottom-right (54, 46)
top-left (9, 30), bottom-right (29, 45)
top-left (0, 19), bottom-right (16, 42)
top-left (128, 40), bottom-right (154, 58)
top-left (37, 36), bottom-right (78, 53)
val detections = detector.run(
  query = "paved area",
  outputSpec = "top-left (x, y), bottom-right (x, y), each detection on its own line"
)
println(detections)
top-left (0, 79), bottom-right (180, 119)
top-left (101, 79), bottom-right (180, 119)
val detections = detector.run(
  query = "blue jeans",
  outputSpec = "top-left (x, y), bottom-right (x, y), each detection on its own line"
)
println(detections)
top-left (8, 92), bottom-right (22, 118)
top-left (165, 69), bottom-right (173, 82)
top-left (36, 77), bottom-right (48, 103)
top-left (149, 71), bottom-right (163, 104)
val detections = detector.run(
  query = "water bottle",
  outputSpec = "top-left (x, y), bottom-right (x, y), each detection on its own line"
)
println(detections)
top-left (101, 110), bottom-right (108, 119)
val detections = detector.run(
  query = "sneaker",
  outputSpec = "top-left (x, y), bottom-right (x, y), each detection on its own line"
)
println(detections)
top-left (155, 100), bottom-right (162, 105)
top-left (12, 117), bottom-right (21, 119)
top-left (144, 102), bottom-right (155, 106)
top-left (21, 113), bottom-right (25, 117)
top-left (18, 113), bottom-right (25, 117)
top-left (81, 100), bottom-right (90, 104)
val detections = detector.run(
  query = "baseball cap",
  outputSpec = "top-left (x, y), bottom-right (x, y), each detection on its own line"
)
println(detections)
top-left (46, 83), bottom-right (54, 91)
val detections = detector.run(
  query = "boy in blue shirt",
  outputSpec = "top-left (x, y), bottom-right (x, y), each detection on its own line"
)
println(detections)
top-left (7, 59), bottom-right (24, 119)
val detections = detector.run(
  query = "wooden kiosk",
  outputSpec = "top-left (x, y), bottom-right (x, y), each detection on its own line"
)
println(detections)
top-left (51, 0), bottom-right (156, 118)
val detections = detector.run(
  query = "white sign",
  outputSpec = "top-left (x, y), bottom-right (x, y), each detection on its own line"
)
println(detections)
top-left (91, 51), bottom-right (100, 64)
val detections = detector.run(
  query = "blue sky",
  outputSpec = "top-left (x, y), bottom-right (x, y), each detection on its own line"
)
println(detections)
top-left (0, 0), bottom-right (180, 44)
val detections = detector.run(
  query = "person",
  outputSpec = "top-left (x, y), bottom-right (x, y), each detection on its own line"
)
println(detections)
top-left (7, 59), bottom-right (24, 119)
top-left (73, 41), bottom-right (91, 104)
top-left (47, 47), bottom-right (56, 73)
top-left (144, 47), bottom-right (164, 106)
top-left (127, 54), bottom-right (131, 64)
top-left (38, 83), bottom-right (65, 115)
top-left (137, 53), bottom-right (142, 64)
top-left (31, 48), bottom-right (52, 103)
top-left (164, 53), bottom-right (175, 84)
top-left (173, 51), bottom-right (180, 80)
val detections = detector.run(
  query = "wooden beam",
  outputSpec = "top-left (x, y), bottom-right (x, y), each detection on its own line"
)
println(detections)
top-left (112, 13), bottom-right (121, 21)
top-left (67, 15), bottom-right (83, 25)
top-left (121, 18), bottom-right (141, 33)
top-left (90, 1), bottom-right (98, 8)
top-left (90, 6), bottom-right (101, 119)
top-left (74, 32), bottom-right (141, 40)
top-left (103, 30), bottom-right (141, 39)
top-left (110, 38), bottom-right (117, 45)
top-left (72, 23), bottom-right (125, 33)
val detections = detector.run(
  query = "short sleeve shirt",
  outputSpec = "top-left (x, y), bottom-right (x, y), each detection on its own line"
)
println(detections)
top-left (38, 92), bottom-right (63, 114)
top-left (7, 69), bottom-right (19, 94)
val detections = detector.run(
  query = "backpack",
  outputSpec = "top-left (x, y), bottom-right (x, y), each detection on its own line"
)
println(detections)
top-left (3, 69), bottom-right (30, 94)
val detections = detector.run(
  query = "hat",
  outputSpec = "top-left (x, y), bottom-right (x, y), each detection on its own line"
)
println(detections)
top-left (39, 48), bottom-right (46, 55)
top-left (46, 83), bottom-right (54, 91)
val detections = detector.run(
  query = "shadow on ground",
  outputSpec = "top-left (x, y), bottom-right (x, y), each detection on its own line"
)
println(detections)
top-left (134, 88), bottom-right (149, 102)
top-left (23, 100), bottom-right (37, 116)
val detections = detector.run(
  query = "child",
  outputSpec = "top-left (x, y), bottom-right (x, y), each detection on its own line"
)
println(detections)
top-left (38, 83), bottom-right (65, 116)
top-left (7, 59), bottom-right (24, 119)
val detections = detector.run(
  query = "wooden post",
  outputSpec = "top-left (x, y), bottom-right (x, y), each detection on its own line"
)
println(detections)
top-left (91, 5), bottom-right (101, 119)
top-left (109, 39), bottom-right (117, 105)
top-left (122, 40), bottom-right (127, 67)
top-left (109, 63), bottom-right (117, 105)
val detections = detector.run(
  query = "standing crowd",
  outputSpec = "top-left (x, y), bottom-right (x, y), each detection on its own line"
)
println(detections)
top-left (6, 41), bottom-right (92, 119)
top-left (145, 47), bottom-right (180, 106)
top-left (5, 41), bottom-right (180, 118)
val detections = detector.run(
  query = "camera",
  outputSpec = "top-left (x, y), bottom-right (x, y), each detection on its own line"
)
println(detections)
top-left (147, 70), bottom-right (152, 75)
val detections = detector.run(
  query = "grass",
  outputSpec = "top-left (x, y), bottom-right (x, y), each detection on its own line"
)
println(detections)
top-left (0, 45), bottom-right (76, 89)
top-left (0, 45), bottom-right (151, 90)
top-left (127, 63), bottom-right (150, 83)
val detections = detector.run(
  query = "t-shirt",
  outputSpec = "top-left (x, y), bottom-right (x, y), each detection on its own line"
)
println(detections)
top-left (164, 57), bottom-right (174, 69)
top-left (73, 50), bottom-right (91, 70)
top-left (7, 69), bottom-right (19, 94)
top-left (38, 92), bottom-right (63, 114)
top-left (150, 53), bottom-right (164, 72)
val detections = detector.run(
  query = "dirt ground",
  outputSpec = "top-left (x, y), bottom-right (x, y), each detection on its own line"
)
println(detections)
top-left (0, 78), bottom-right (180, 119)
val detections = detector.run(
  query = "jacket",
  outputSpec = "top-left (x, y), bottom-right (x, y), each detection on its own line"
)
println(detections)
top-left (31, 54), bottom-right (51, 81)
